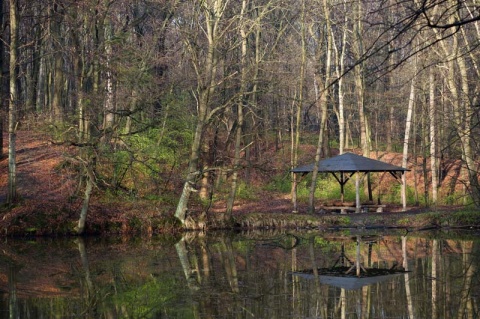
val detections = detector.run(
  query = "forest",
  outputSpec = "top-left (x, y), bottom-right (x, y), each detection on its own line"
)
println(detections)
top-left (0, 0), bottom-right (479, 234)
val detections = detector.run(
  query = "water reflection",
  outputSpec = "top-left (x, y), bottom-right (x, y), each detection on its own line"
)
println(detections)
top-left (0, 231), bottom-right (478, 318)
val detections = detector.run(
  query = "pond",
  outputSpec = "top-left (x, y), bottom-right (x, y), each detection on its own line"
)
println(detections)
top-left (0, 230), bottom-right (479, 318)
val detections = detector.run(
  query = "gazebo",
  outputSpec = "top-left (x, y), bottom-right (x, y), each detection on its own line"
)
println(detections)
top-left (291, 152), bottom-right (409, 213)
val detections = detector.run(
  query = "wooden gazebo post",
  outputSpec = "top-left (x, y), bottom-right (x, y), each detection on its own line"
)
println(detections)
top-left (292, 172), bottom-right (298, 213)
top-left (355, 172), bottom-right (361, 213)
top-left (401, 171), bottom-right (407, 211)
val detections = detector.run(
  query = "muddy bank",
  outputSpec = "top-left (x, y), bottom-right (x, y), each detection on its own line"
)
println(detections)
top-left (233, 209), bottom-right (480, 232)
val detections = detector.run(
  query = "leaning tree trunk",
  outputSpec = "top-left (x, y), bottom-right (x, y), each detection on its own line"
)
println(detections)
top-left (175, 0), bottom-right (224, 225)
top-left (175, 99), bottom-right (207, 224)
top-left (77, 171), bottom-right (93, 235)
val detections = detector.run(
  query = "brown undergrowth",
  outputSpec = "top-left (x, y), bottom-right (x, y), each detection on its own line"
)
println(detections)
top-left (0, 131), bottom-right (475, 236)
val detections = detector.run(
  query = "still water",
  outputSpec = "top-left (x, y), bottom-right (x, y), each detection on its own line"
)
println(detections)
top-left (0, 230), bottom-right (479, 318)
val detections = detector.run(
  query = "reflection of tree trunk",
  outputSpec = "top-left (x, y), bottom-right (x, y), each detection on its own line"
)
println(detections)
top-left (292, 245), bottom-right (299, 316)
top-left (200, 239), bottom-right (211, 280)
top-left (457, 241), bottom-right (475, 319)
top-left (361, 285), bottom-right (371, 319)
top-left (175, 238), bottom-right (199, 291)
top-left (219, 237), bottom-right (239, 293)
top-left (77, 237), bottom-right (96, 314)
top-left (308, 237), bottom-right (324, 317)
top-left (77, 238), bottom-right (94, 294)
top-left (402, 236), bottom-right (414, 318)
top-left (8, 263), bottom-right (19, 319)
top-left (432, 239), bottom-right (438, 319)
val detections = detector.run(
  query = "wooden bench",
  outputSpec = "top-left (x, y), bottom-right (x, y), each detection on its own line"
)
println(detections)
top-left (320, 206), bottom-right (357, 214)
top-left (361, 204), bottom-right (386, 213)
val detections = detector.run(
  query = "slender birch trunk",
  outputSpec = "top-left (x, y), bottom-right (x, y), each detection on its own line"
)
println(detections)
top-left (332, 0), bottom-right (348, 155)
top-left (103, 19), bottom-right (115, 133)
top-left (401, 71), bottom-right (416, 211)
top-left (429, 69), bottom-right (438, 205)
top-left (7, 0), bottom-right (18, 204)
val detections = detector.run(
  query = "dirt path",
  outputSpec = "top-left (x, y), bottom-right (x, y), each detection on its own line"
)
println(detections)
top-left (1, 131), bottom-right (75, 202)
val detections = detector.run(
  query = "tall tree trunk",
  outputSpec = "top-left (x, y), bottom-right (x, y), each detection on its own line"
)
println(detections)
top-left (308, 0), bottom-right (333, 213)
top-left (291, 0), bottom-right (306, 212)
top-left (7, 0), bottom-right (18, 204)
top-left (429, 68), bottom-right (438, 205)
top-left (432, 1), bottom-right (480, 207)
top-left (103, 19), bottom-right (115, 134)
top-left (456, 45), bottom-right (480, 207)
top-left (51, 3), bottom-right (64, 122)
top-left (401, 66), bottom-right (416, 211)
top-left (352, 0), bottom-right (372, 200)
top-left (332, 0), bottom-right (348, 155)
top-left (226, 0), bottom-right (248, 218)
top-left (353, 2), bottom-right (368, 155)
top-left (35, 51), bottom-right (46, 113)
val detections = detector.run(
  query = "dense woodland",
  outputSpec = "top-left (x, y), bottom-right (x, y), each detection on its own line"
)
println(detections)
top-left (1, 0), bottom-right (480, 232)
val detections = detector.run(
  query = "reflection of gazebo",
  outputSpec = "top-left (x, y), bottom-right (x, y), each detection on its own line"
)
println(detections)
top-left (293, 236), bottom-right (407, 290)
top-left (291, 152), bottom-right (409, 213)
top-left (293, 271), bottom-right (404, 290)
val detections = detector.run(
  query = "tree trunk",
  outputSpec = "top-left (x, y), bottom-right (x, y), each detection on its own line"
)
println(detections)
top-left (103, 20), bottom-right (115, 134)
top-left (51, 3), bottom-right (64, 122)
top-left (175, 115), bottom-right (204, 223)
top-left (175, 0), bottom-right (225, 224)
top-left (433, 1), bottom-right (480, 207)
top-left (7, 0), bottom-right (18, 204)
top-left (401, 68), bottom-right (416, 211)
top-left (429, 68), bottom-right (438, 205)
top-left (308, 0), bottom-right (333, 213)
top-left (0, 0), bottom-right (5, 159)
top-left (352, 0), bottom-right (372, 200)
top-left (291, 0), bottom-right (306, 212)
top-left (331, 0), bottom-right (348, 155)
top-left (77, 163), bottom-right (94, 235)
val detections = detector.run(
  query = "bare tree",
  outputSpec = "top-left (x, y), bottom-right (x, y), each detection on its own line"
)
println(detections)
top-left (175, 0), bottom-right (231, 225)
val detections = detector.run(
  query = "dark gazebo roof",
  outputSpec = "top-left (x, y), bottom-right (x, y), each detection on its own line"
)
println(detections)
top-left (291, 152), bottom-right (409, 174)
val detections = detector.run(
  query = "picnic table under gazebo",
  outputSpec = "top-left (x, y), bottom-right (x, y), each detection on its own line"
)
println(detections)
top-left (291, 152), bottom-right (410, 213)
